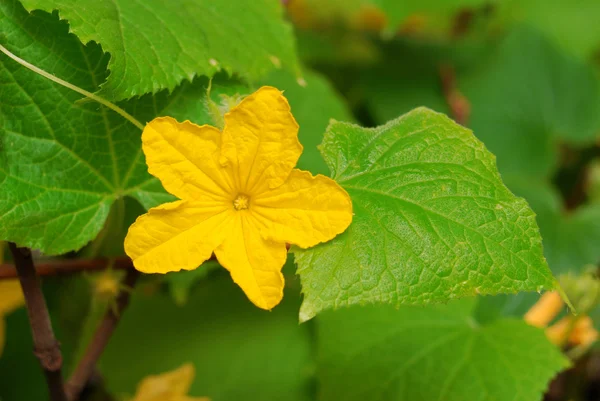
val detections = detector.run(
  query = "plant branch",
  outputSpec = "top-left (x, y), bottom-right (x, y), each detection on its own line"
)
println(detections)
top-left (65, 268), bottom-right (140, 401)
top-left (439, 64), bottom-right (470, 126)
top-left (0, 257), bottom-right (133, 280)
top-left (8, 243), bottom-right (67, 401)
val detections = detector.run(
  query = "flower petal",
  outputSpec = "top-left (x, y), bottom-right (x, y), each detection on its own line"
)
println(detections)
top-left (142, 117), bottom-right (235, 201)
top-left (125, 200), bottom-right (234, 274)
top-left (214, 213), bottom-right (287, 310)
top-left (252, 169), bottom-right (353, 248)
top-left (220, 86), bottom-right (302, 194)
top-left (133, 363), bottom-right (198, 401)
top-left (0, 280), bottom-right (23, 358)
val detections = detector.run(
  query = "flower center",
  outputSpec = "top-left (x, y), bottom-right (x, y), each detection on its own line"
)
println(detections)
top-left (233, 194), bottom-right (250, 211)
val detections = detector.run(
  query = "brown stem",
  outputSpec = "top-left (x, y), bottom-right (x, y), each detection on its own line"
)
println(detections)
top-left (8, 243), bottom-right (67, 401)
top-left (439, 64), bottom-right (470, 126)
top-left (65, 268), bottom-right (140, 400)
top-left (0, 257), bottom-right (133, 280)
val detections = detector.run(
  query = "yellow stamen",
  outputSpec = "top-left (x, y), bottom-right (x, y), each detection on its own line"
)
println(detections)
top-left (233, 194), bottom-right (250, 210)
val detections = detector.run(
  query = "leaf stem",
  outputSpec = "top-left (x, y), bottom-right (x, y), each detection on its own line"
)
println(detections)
top-left (65, 268), bottom-right (140, 400)
top-left (439, 64), bottom-right (470, 126)
top-left (0, 44), bottom-right (144, 131)
top-left (8, 243), bottom-right (67, 401)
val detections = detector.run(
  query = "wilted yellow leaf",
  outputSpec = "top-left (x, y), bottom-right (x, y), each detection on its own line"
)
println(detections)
top-left (131, 363), bottom-right (209, 401)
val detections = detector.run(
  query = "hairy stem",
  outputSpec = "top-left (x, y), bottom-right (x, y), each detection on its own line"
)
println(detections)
top-left (439, 64), bottom-right (470, 126)
top-left (8, 243), bottom-right (67, 401)
top-left (0, 44), bottom-right (144, 131)
top-left (65, 268), bottom-right (140, 400)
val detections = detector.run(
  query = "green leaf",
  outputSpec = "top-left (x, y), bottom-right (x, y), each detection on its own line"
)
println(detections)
top-left (363, 28), bottom-right (600, 181)
top-left (0, 1), bottom-right (249, 255)
top-left (498, 0), bottom-right (600, 59)
top-left (166, 260), bottom-right (221, 306)
top-left (460, 27), bottom-right (600, 178)
top-left (99, 272), bottom-right (313, 401)
top-left (317, 300), bottom-right (569, 401)
top-left (19, 0), bottom-right (298, 101)
top-left (262, 68), bottom-right (354, 175)
top-left (473, 292), bottom-right (541, 325)
top-left (294, 107), bottom-right (557, 321)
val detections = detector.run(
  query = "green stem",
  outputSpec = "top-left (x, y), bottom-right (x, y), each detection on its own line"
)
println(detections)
top-left (0, 44), bottom-right (144, 131)
top-left (65, 269), bottom-right (140, 400)
top-left (555, 280), bottom-right (576, 315)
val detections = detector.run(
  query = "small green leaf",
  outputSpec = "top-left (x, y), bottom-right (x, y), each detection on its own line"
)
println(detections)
top-left (166, 260), bottom-right (221, 306)
top-left (0, 2), bottom-right (249, 255)
top-left (294, 107), bottom-right (557, 320)
top-left (19, 0), bottom-right (299, 101)
top-left (317, 300), bottom-right (569, 401)
top-left (99, 272), bottom-right (313, 401)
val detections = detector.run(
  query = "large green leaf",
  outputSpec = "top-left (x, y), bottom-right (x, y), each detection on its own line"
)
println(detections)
top-left (497, 0), bottom-right (600, 59)
top-left (19, 0), bottom-right (298, 101)
top-left (99, 271), bottom-right (313, 401)
top-left (317, 300), bottom-right (568, 401)
top-left (0, 0), bottom-right (248, 255)
top-left (294, 107), bottom-right (557, 321)
top-left (460, 27), bottom-right (600, 179)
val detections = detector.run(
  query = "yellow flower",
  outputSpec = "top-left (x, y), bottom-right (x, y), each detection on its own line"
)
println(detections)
top-left (546, 316), bottom-right (598, 347)
top-left (125, 86), bottom-right (353, 310)
top-left (131, 363), bottom-right (209, 401)
top-left (0, 280), bottom-right (25, 357)
top-left (524, 291), bottom-right (564, 328)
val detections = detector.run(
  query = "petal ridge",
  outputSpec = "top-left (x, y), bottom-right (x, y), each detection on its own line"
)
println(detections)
top-left (252, 169), bottom-right (353, 248)
top-left (125, 199), bottom-right (234, 274)
top-left (214, 213), bottom-right (287, 309)
top-left (142, 117), bottom-right (235, 200)
top-left (221, 87), bottom-right (302, 194)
